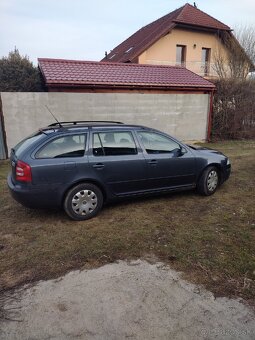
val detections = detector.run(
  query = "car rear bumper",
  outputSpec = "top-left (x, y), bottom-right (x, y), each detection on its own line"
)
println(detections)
top-left (7, 173), bottom-right (62, 209)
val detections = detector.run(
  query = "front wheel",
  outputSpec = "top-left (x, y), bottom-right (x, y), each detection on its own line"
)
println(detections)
top-left (197, 166), bottom-right (219, 196)
top-left (64, 183), bottom-right (103, 220)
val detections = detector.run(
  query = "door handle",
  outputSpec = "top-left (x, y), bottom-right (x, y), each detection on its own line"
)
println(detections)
top-left (148, 159), bottom-right (158, 165)
top-left (93, 163), bottom-right (105, 170)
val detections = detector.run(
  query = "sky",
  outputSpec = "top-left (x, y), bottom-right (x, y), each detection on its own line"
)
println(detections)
top-left (1, 0), bottom-right (255, 65)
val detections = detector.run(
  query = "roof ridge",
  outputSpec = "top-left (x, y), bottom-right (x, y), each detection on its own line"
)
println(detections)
top-left (175, 3), bottom-right (230, 30)
top-left (139, 5), bottom-right (184, 31)
top-left (128, 6), bottom-right (185, 61)
top-left (103, 5), bottom-right (185, 62)
top-left (38, 58), bottom-right (98, 64)
top-left (38, 58), bottom-right (189, 70)
top-left (102, 3), bottom-right (231, 63)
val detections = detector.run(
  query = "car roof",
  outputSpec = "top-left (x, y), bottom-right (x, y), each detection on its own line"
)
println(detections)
top-left (41, 121), bottom-right (150, 133)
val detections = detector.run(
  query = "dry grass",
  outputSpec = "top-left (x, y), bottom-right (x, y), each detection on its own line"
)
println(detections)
top-left (0, 140), bottom-right (254, 305)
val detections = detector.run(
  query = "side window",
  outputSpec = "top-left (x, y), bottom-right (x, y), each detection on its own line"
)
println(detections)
top-left (93, 131), bottom-right (137, 156)
top-left (36, 134), bottom-right (86, 158)
top-left (138, 132), bottom-right (180, 154)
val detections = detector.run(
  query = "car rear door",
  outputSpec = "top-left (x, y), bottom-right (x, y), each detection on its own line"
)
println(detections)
top-left (88, 130), bottom-right (148, 196)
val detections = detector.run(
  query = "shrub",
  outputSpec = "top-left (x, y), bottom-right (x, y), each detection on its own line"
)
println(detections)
top-left (212, 79), bottom-right (255, 139)
top-left (0, 48), bottom-right (44, 92)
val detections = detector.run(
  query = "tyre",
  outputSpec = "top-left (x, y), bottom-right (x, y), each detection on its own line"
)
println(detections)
top-left (64, 183), bottom-right (103, 220)
top-left (197, 166), bottom-right (219, 196)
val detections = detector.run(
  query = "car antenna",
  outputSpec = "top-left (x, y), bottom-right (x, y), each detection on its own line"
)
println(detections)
top-left (44, 105), bottom-right (62, 127)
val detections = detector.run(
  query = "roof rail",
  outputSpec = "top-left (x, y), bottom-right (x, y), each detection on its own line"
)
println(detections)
top-left (47, 121), bottom-right (124, 127)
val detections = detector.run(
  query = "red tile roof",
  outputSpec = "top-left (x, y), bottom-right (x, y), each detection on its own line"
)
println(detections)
top-left (38, 58), bottom-right (215, 90)
top-left (102, 3), bottom-right (231, 63)
top-left (174, 3), bottom-right (230, 30)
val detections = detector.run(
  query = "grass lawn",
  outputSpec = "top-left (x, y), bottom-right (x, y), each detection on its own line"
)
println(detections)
top-left (0, 140), bottom-right (254, 305)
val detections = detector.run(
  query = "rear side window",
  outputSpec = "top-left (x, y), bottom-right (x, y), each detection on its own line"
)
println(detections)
top-left (93, 131), bottom-right (137, 156)
top-left (36, 134), bottom-right (86, 158)
top-left (14, 132), bottom-right (45, 158)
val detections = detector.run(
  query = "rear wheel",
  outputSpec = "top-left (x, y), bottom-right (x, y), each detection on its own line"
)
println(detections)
top-left (64, 183), bottom-right (103, 220)
top-left (197, 166), bottom-right (219, 196)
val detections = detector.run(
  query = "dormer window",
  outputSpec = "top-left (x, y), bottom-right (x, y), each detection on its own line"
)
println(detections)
top-left (125, 47), bottom-right (133, 54)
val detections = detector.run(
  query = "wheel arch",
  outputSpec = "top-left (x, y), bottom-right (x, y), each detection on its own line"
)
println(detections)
top-left (198, 163), bottom-right (223, 185)
top-left (62, 179), bottom-right (107, 207)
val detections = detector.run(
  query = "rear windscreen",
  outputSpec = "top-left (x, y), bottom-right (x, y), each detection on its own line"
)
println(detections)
top-left (14, 132), bottom-right (45, 158)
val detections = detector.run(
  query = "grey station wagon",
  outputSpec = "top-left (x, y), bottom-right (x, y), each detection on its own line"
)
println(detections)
top-left (8, 121), bottom-right (231, 220)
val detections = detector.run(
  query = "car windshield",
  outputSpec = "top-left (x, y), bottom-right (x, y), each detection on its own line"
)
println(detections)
top-left (13, 131), bottom-right (45, 158)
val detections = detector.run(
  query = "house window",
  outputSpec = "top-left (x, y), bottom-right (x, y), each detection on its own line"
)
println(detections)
top-left (176, 45), bottom-right (186, 66)
top-left (201, 48), bottom-right (211, 76)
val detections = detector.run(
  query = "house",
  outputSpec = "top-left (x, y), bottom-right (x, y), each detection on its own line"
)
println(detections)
top-left (101, 3), bottom-right (252, 78)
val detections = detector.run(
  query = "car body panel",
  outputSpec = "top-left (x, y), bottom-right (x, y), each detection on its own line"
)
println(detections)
top-left (140, 149), bottom-right (196, 189)
top-left (88, 153), bottom-right (149, 196)
top-left (7, 122), bottom-right (231, 211)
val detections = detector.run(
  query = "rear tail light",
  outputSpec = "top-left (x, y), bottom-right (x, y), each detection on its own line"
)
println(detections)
top-left (16, 160), bottom-right (32, 182)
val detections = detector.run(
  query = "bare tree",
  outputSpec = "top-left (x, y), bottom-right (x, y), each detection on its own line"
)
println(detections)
top-left (234, 25), bottom-right (255, 65)
top-left (213, 26), bottom-right (255, 79)
top-left (212, 79), bottom-right (255, 139)
top-left (212, 26), bottom-right (255, 140)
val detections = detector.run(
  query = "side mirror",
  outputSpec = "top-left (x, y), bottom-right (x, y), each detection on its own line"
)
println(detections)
top-left (174, 146), bottom-right (187, 157)
top-left (172, 147), bottom-right (185, 157)
top-left (171, 146), bottom-right (187, 157)
top-left (180, 146), bottom-right (187, 155)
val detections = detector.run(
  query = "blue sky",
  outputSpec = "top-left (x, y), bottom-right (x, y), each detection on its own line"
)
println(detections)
top-left (1, 0), bottom-right (255, 65)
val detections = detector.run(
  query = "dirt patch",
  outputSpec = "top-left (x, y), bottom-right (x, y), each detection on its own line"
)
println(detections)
top-left (0, 261), bottom-right (254, 340)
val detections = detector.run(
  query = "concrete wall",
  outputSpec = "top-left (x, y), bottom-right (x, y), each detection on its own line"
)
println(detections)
top-left (1, 92), bottom-right (209, 156)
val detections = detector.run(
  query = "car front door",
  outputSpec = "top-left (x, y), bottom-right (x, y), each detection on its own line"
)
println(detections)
top-left (136, 131), bottom-right (196, 190)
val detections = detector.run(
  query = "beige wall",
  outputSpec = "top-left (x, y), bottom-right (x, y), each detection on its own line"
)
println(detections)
top-left (138, 28), bottom-right (229, 77)
top-left (1, 92), bottom-right (210, 156)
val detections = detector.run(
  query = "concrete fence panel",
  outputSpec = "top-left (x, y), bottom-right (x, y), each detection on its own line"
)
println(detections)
top-left (1, 92), bottom-right (209, 157)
